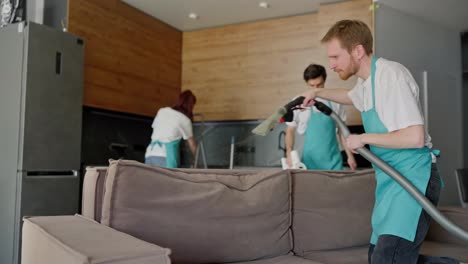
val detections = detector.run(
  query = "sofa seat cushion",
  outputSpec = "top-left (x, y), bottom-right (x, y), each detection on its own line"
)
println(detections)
top-left (421, 241), bottom-right (468, 262)
top-left (21, 215), bottom-right (171, 264)
top-left (292, 169), bottom-right (375, 255)
top-left (301, 246), bottom-right (368, 264)
top-left (101, 160), bottom-right (292, 264)
top-left (426, 206), bottom-right (468, 246)
top-left (229, 255), bottom-right (323, 264)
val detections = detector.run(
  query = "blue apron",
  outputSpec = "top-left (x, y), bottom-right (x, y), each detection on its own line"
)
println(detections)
top-left (149, 139), bottom-right (181, 168)
top-left (364, 56), bottom-right (432, 244)
top-left (302, 100), bottom-right (343, 170)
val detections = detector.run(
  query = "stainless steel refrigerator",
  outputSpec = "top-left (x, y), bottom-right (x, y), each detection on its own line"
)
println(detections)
top-left (0, 22), bottom-right (84, 264)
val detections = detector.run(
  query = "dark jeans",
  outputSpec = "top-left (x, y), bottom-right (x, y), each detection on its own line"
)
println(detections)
top-left (368, 164), bottom-right (460, 264)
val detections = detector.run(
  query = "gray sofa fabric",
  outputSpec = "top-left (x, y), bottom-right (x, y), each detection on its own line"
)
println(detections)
top-left (421, 241), bottom-right (468, 262)
top-left (64, 161), bottom-right (468, 263)
top-left (300, 246), bottom-right (369, 264)
top-left (229, 254), bottom-right (323, 264)
top-left (22, 215), bottom-right (171, 264)
top-left (101, 160), bottom-right (292, 264)
top-left (292, 169), bottom-right (375, 255)
top-left (425, 207), bottom-right (468, 246)
top-left (422, 207), bottom-right (468, 261)
top-left (82, 166), bottom-right (107, 222)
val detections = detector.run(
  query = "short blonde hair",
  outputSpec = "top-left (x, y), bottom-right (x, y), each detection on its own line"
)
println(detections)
top-left (321, 20), bottom-right (373, 55)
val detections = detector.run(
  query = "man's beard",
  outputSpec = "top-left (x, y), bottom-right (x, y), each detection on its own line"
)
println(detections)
top-left (337, 58), bottom-right (358, 80)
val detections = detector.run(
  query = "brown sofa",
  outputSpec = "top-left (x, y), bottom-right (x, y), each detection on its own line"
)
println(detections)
top-left (21, 160), bottom-right (468, 264)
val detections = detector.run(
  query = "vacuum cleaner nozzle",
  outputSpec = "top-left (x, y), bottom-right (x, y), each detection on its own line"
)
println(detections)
top-left (252, 96), bottom-right (306, 136)
top-left (252, 107), bottom-right (287, 136)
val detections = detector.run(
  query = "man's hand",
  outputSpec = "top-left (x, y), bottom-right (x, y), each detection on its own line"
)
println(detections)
top-left (340, 133), bottom-right (357, 170)
top-left (347, 155), bottom-right (357, 170)
top-left (346, 134), bottom-right (365, 154)
top-left (301, 88), bottom-right (319, 107)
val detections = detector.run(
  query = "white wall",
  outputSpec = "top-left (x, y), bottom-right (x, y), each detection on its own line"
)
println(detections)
top-left (375, 4), bottom-right (464, 205)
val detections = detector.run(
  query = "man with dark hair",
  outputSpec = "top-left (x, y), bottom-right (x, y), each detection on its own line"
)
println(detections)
top-left (303, 63), bottom-right (327, 82)
top-left (285, 64), bottom-right (356, 170)
top-left (302, 20), bottom-right (458, 264)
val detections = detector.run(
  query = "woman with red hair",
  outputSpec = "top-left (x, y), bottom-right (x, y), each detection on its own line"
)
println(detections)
top-left (145, 90), bottom-right (197, 168)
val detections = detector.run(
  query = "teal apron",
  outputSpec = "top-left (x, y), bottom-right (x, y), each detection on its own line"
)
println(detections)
top-left (149, 139), bottom-right (181, 168)
top-left (365, 56), bottom-right (432, 244)
top-left (302, 100), bottom-right (343, 170)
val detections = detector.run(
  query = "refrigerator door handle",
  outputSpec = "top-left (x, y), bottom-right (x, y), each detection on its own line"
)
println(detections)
top-left (24, 170), bottom-right (78, 177)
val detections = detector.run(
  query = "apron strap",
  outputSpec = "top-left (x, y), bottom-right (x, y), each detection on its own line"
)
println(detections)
top-left (431, 149), bottom-right (441, 157)
top-left (371, 56), bottom-right (378, 109)
top-left (150, 141), bottom-right (163, 150)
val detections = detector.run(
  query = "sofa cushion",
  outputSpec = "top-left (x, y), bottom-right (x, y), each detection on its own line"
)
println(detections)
top-left (425, 206), bottom-right (468, 246)
top-left (21, 215), bottom-right (171, 264)
top-left (301, 246), bottom-right (368, 264)
top-left (101, 160), bottom-right (292, 264)
top-left (292, 169), bottom-right (375, 255)
top-left (229, 254), bottom-right (323, 264)
top-left (82, 166), bottom-right (108, 222)
top-left (421, 241), bottom-right (468, 262)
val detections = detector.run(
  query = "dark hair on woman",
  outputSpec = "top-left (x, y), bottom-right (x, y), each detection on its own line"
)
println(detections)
top-left (303, 64), bottom-right (327, 82)
top-left (173, 90), bottom-right (197, 121)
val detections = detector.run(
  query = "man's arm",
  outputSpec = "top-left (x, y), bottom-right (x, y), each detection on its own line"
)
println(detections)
top-left (285, 126), bottom-right (296, 167)
top-left (302, 88), bottom-right (354, 106)
top-left (339, 133), bottom-right (357, 170)
top-left (346, 125), bottom-right (425, 152)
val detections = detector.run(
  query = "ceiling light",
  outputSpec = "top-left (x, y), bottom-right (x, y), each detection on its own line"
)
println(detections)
top-left (188, 12), bottom-right (199, 20)
top-left (259, 2), bottom-right (270, 8)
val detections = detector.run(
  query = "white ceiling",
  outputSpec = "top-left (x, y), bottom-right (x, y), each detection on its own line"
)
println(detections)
top-left (121, 0), bottom-right (345, 31)
top-left (122, 0), bottom-right (468, 33)
top-left (380, 0), bottom-right (468, 32)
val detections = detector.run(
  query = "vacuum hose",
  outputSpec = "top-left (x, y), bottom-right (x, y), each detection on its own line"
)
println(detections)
top-left (312, 99), bottom-right (468, 243)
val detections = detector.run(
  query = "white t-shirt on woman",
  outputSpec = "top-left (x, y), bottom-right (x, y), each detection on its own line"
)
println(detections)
top-left (145, 107), bottom-right (193, 158)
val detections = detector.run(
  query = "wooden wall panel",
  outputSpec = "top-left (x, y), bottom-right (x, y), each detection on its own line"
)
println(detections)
top-left (182, 0), bottom-right (372, 124)
top-left (68, 0), bottom-right (182, 117)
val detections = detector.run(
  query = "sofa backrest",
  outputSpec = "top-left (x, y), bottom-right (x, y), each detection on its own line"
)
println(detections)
top-left (100, 160), bottom-right (292, 264)
top-left (291, 169), bottom-right (376, 256)
top-left (82, 166), bottom-right (108, 222)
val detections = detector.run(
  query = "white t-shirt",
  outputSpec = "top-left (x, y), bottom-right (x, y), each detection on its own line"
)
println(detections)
top-left (348, 57), bottom-right (432, 148)
top-left (145, 107), bottom-right (193, 157)
top-left (286, 97), bottom-right (347, 135)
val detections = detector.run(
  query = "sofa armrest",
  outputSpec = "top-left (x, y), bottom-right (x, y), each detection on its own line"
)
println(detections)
top-left (82, 166), bottom-right (108, 222)
top-left (425, 206), bottom-right (468, 246)
top-left (22, 214), bottom-right (171, 264)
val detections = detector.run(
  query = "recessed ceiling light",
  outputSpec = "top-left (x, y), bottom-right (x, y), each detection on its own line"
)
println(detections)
top-left (259, 2), bottom-right (269, 8)
top-left (259, 2), bottom-right (270, 8)
top-left (188, 12), bottom-right (199, 20)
